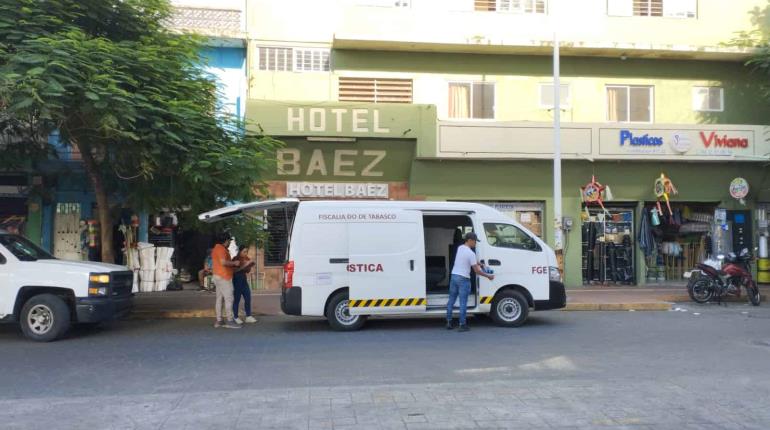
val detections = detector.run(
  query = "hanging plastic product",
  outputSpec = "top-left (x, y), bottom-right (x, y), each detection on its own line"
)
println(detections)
top-left (654, 173), bottom-right (678, 216)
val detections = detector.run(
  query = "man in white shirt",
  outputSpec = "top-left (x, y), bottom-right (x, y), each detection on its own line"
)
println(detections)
top-left (447, 232), bottom-right (494, 332)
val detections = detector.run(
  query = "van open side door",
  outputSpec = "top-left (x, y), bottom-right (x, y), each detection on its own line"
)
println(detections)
top-left (347, 209), bottom-right (426, 315)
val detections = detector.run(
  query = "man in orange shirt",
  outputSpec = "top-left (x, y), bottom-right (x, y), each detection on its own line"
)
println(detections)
top-left (211, 233), bottom-right (241, 329)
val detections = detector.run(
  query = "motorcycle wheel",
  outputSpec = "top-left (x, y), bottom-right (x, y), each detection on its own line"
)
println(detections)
top-left (688, 277), bottom-right (714, 304)
top-left (747, 281), bottom-right (761, 306)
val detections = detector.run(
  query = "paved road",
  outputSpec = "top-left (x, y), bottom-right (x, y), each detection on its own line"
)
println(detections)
top-left (1, 302), bottom-right (769, 429)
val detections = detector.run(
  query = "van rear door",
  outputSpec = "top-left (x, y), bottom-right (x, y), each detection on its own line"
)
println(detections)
top-left (198, 199), bottom-right (300, 266)
top-left (348, 209), bottom-right (426, 315)
top-left (198, 198), bottom-right (299, 223)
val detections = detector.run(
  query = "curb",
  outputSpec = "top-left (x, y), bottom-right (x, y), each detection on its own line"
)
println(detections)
top-left (562, 303), bottom-right (672, 311)
top-left (130, 302), bottom-right (673, 319)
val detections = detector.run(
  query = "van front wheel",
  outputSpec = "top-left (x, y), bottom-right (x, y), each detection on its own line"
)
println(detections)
top-left (490, 290), bottom-right (529, 327)
top-left (326, 292), bottom-right (367, 331)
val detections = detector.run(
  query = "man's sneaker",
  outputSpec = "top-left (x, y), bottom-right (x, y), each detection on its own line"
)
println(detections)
top-left (445, 320), bottom-right (454, 330)
top-left (458, 324), bottom-right (469, 332)
top-left (224, 320), bottom-right (242, 329)
top-left (244, 316), bottom-right (258, 323)
top-left (214, 321), bottom-right (223, 328)
top-left (234, 317), bottom-right (244, 324)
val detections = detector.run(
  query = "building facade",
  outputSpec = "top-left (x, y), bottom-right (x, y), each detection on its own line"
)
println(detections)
top-left (246, 0), bottom-right (770, 288)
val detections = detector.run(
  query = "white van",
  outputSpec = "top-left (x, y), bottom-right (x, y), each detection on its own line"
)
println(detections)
top-left (199, 199), bottom-right (565, 330)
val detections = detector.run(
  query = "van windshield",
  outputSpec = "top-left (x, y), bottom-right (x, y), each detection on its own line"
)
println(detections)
top-left (0, 234), bottom-right (56, 261)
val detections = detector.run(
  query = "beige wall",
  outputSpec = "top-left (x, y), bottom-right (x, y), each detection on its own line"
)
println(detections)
top-left (248, 0), bottom-right (766, 55)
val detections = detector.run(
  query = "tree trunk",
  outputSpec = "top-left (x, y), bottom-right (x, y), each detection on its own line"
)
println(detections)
top-left (73, 139), bottom-right (114, 263)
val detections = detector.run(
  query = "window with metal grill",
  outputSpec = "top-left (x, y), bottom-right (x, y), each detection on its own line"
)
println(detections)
top-left (264, 207), bottom-right (296, 266)
top-left (474, 0), bottom-right (546, 13)
top-left (608, 0), bottom-right (696, 18)
top-left (294, 49), bottom-right (330, 72)
top-left (338, 77), bottom-right (413, 103)
top-left (257, 47), bottom-right (292, 71)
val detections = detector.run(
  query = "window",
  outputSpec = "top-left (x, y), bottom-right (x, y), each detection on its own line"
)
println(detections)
top-left (338, 77), bottom-right (413, 103)
top-left (692, 87), bottom-right (723, 112)
top-left (0, 234), bottom-right (55, 262)
top-left (294, 49), bottom-right (330, 72)
top-left (606, 85), bottom-right (653, 123)
top-left (539, 83), bottom-right (570, 109)
top-left (258, 47), bottom-right (330, 72)
top-left (448, 82), bottom-right (495, 119)
top-left (607, 0), bottom-right (696, 18)
top-left (475, 0), bottom-right (546, 13)
top-left (483, 223), bottom-right (541, 252)
top-left (257, 47), bottom-right (292, 71)
top-left (357, 0), bottom-right (411, 7)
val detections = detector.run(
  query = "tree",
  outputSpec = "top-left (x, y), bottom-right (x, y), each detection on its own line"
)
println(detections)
top-left (0, 0), bottom-right (280, 262)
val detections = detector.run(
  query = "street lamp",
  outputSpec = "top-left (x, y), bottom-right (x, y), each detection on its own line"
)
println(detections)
top-left (553, 31), bottom-right (563, 266)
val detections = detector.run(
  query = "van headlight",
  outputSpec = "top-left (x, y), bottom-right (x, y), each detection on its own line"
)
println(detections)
top-left (549, 266), bottom-right (561, 282)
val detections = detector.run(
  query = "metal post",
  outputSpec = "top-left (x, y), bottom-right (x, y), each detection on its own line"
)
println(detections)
top-left (553, 32), bottom-right (564, 262)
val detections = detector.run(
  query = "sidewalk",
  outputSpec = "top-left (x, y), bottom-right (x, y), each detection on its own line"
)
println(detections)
top-left (129, 285), bottom-right (770, 319)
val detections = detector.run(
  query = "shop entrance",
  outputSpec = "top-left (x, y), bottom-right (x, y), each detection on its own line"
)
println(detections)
top-left (53, 202), bottom-right (83, 261)
top-left (581, 205), bottom-right (636, 285)
top-left (641, 202), bottom-right (719, 284)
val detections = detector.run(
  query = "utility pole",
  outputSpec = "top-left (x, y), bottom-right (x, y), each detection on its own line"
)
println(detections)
top-left (553, 31), bottom-right (564, 268)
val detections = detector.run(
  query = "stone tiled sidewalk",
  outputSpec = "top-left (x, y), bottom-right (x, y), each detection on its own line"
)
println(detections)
top-left (2, 378), bottom-right (767, 430)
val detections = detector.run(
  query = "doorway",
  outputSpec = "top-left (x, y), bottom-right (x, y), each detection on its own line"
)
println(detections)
top-left (53, 203), bottom-right (83, 261)
top-left (422, 214), bottom-right (477, 308)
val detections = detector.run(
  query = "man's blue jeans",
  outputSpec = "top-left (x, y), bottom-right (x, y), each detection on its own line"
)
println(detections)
top-left (446, 274), bottom-right (471, 325)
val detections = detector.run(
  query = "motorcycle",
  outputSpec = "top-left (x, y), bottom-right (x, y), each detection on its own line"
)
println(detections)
top-left (684, 248), bottom-right (761, 306)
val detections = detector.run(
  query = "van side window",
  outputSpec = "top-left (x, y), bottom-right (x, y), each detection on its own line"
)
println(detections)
top-left (483, 223), bottom-right (541, 252)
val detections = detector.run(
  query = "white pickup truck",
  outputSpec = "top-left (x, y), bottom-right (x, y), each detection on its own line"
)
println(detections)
top-left (0, 230), bottom-right (133, 341)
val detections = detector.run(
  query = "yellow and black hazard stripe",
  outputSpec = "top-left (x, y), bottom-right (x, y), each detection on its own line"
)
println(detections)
top-left (479, 296), bottom-right (493, 305)
top-left (348, 298), bottom-right (427, 308)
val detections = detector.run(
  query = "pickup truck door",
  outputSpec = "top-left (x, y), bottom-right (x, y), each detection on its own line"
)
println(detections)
top-left (348, 209), bottom-right (426, 315)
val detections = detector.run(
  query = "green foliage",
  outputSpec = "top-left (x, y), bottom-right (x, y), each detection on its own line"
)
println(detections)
top-left (0, 0), bottom-right (281, 220)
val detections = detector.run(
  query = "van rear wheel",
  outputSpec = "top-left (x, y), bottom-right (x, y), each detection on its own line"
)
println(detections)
top-left (490, 290), bottom-right (529, 327)
top-left (326, 292), bottom-right (366, 331)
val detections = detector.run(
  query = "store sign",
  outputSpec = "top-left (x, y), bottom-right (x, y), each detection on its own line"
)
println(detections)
top-left (700, 132), bottom-right (750, 149)
top-left (729, 177), bottom-right (749, 200)
top-left (669, 131), bottom-right (692, 153)
top-left (619, 130), bottom-right (664, 147)
top-left (600, 128), bottom-right (755, 157)
top-left (287, 108), bottom-right (390, 134)
top-left (286, 182), bottom-right (389, 199)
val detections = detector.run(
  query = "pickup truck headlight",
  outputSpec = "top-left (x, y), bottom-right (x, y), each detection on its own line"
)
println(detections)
top-left (88, 286), bottom-right (109, 297)
top-left (89, 273), bottom-right (110, 296)
top-left (89, 274), bottom-right (110, 283)
top-left (549, 266), bottom-right (562, 282)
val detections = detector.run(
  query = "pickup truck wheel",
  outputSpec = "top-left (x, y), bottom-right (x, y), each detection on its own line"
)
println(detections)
top-left (20, 294), bottom-right (71, 342)
top-left (326, 292), bottom-right (366, 331)
top-left (490, 290), bottom-right (529, 327)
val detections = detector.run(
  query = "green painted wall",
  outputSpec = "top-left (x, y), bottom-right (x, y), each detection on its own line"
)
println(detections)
top-left (25, 197), bottom-right (42, 245)
top-left (328, 50), bottom-right (770, 125)
top-left (410, 159), bottom-right (770, 287)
